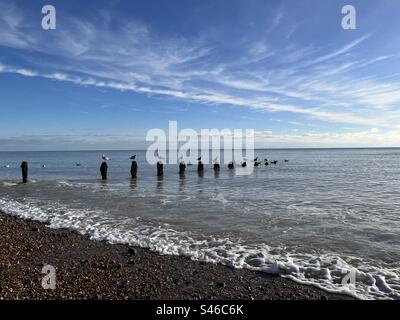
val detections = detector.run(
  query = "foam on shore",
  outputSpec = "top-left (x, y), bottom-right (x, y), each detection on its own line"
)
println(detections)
top-left (0, 197), bottom-right (399, 300)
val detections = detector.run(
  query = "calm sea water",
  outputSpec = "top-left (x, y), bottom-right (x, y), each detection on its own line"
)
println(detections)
top-left (0, 149), bottom-right (399, 299)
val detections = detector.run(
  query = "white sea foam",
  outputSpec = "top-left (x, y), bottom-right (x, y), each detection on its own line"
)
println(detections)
top-left (1, 181), bottom-right (19, 187)
top-left (0, 197), bottom-right (399, 300)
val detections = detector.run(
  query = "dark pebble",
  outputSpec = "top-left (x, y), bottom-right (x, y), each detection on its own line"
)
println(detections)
top-left (128, 248), bottom-right (137, 255)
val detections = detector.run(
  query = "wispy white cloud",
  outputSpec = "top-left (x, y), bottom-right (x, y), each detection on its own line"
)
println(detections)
top-left (1, 5), bottom-right (400, 133)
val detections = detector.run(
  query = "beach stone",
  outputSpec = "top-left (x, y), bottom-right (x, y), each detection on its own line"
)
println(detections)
top-left (128, 248), bottom-right (137, 255)
top-left (0, 213), bottom-right (355, 301)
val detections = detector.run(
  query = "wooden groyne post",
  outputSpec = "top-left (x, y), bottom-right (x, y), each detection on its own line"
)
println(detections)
top-left (157, 161), bottom-right (164, 177)
top-left (179, 162), bottom-right (186, 175)
top-left (20, 161), bottom-right (28, 183)
top-left (197, 161), bottom-right (204, 172)
top-left (100, 161), bottom-right (108, 180)
top-left (130, 161), bottom-right (138, 179)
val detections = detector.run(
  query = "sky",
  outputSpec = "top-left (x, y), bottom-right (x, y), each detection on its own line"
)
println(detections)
top-left (1, 0), bottom-right (400, 150)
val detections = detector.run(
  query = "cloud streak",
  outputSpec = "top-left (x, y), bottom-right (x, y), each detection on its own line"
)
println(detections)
top-left (1, 2), bottom-right (400, 140)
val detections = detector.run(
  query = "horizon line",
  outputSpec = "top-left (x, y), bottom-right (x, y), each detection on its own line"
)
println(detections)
top-left (1, 146), bottom-right (400, 152)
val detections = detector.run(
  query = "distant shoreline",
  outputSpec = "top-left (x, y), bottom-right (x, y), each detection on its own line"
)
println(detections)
top-left (0, 211), bottom-right (353, 300)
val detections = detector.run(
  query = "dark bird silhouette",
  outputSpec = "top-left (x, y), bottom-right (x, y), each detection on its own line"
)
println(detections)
top-left (130, 155), bottom-right (137, 160)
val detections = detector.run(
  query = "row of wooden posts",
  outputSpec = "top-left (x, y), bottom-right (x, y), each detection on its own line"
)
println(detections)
top-left (17, 159), bottom-right (257, 182)
top-left (103, 160), bottom-right (223, 180)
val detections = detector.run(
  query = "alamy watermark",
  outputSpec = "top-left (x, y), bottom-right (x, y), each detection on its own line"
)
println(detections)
top-left (39, 4), bottom-right (355, 31)
top-left (341, 268), bottom-right (357, 291)
top-left (41, 5), bottom-right (56, 30)
top-left (146, 121), bottom-right (255, 175)
top-left (342, 5), bottom-right (356, 30)
top-left (41, 264), bottom-right (56, 290)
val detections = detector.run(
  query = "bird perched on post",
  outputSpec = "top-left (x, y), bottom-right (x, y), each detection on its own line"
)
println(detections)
top-left (102, 154), bottom-right (111, 161)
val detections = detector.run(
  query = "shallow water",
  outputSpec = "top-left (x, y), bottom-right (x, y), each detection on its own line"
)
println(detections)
top-left (0, 149), bottom-right (399, 299)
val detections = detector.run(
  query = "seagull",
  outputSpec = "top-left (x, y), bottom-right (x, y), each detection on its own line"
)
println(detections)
top-left (197, 156), bottom-right (202, 161)
top-left (179, 155), bottom-right (187, 165)
top-left (254, 157), bottom-right (258, 162)
top-left (4, 164), bottom-right (10, 168)
top-left (42, 164), bottom-right (46, 168)
top-left (254, 161), bottom-right (261, 167)
top-left (155, 149), bottom-right (165, 161)
top-left (130, 155), bottom-right (137, 160)
top-left (102, 154), bottom-right (110, 161)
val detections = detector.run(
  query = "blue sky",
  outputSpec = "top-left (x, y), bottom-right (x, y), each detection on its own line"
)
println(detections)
top-left (1, 0), bottom-right (400, 150)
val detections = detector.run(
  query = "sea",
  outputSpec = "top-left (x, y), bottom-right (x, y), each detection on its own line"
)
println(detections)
top-left (0, 148), bottom-right (399, 299)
